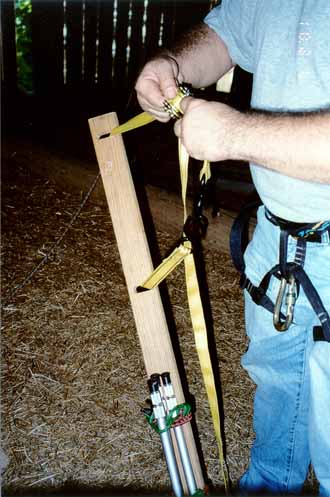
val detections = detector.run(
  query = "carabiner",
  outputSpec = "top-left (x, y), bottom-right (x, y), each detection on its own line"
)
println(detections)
top-left (273, 273), bottom-right (297, 332)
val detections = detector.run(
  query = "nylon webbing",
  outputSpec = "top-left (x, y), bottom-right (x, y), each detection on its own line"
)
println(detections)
top-left (179, 146), bottom-right (230, 494)
top-left (138, 241), bottom-right (191, 291)
top-left (112, 91), bottom-right (229, 493)
top-left (111, 111), bottom-right (156, 136)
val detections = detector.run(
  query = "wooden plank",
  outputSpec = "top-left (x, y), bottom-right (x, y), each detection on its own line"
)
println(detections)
top-left (83, 0), bottom-right (99, 85)
top-left (31, 0), bottom-right (64, 95)
top-left (144, 0), bottom-right (162, 60)
top-left (127, 0), bottom-right (145, 87)
top-left (160, 0), bottom-right (177, 48)
top-left (97, 1), bottom-right (114, 89)
top-left (65, 0), bottom-right (83, 86)
top-left (89, 112), bottom-right (205, 493)
top-left (112, 1), bottom-right (129, 92)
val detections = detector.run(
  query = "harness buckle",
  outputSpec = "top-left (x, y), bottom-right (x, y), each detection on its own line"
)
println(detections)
top-left (273, 273), bottom-right (297, 332)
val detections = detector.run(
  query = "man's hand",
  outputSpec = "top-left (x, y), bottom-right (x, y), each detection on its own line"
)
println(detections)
top-left (135, 56), bottom-right (180, 122)
top-left (174, 97), bottom-right (330, 183)
top-left (174, 97), bottom-right (242, 161)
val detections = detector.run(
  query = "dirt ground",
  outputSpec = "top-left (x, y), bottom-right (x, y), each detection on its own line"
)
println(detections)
top-left (1, 136), bottom-right (316, 496)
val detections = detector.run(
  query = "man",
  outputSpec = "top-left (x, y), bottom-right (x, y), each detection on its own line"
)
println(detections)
top-left (135, 0), bottom-right (330, 495)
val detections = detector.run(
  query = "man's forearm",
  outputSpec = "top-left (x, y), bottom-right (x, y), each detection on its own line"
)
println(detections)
top-left (167, 23), bottom-right (233, 89)
top-left (232, 110), bottom-right (330, 183)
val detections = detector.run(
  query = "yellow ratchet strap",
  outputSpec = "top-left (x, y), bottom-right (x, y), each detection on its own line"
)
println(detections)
top-left (136, 241), bottom-right (191, 292)
top-left (180, 144), bottom-right (230, 495)
top-left (111, 85), bottom-right (190, 136)
top-left (111, 111), bottom-right (156, 136)
top-left (113, 87), bottom-right (230, 493)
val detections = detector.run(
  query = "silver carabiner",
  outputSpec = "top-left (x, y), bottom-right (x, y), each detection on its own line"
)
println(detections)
top-left (273, 273), bottom-right (297, 332)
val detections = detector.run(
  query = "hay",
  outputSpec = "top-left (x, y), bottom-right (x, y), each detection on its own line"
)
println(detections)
top-left (1, 162), bottom-right (316, 495)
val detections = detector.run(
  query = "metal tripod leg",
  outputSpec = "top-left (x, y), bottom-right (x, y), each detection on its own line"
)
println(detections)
top-left (148, 376), bottom-right (183, 497)
top-left (161, 372), bottom-right (197, 495)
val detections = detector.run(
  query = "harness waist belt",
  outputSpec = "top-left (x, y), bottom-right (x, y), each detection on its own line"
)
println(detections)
top-left (264, 208), bottom-right (330, 241)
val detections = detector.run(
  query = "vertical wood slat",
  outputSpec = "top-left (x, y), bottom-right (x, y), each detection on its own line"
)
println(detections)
top-left (83, 0), bottom-right (99, 86)
top-left (126, 0), bottom-right (145, 88)
top-left (1, 0), bottom-right (17, 90)
top-left (97, 0), bottom-right (114, 89)
top-left (144, 0), bottom-right (162, 60)
top-left (65, 0), bottom-right (83, 86)
top-left (15, 0), bottom-right (214, 100)
top-left (112, 1), bottom-right (130, 93)
top-left (160, 0), bottom-right (177, 49)
top-left (31, 0), bottom-right (64, 95)
top-left (89, 112), bottom-right (205, 493)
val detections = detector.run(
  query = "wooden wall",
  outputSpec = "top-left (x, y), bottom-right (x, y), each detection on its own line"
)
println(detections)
top-left (1, 0), bottom-right (215, 108)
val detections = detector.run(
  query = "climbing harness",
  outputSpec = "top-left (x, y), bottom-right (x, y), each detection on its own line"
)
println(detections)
top-left (230, 201), bottom-right (330, 342)
top-left (143, 372), bottom-right (200, 497)
top-left (112, 84), bottom-right (230, 494)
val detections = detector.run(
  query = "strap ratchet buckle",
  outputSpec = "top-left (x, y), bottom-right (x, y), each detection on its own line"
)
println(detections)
top-left (163, 84), bottom-right (192, 119)
top-left (273, 273), bottom-right (297, 332)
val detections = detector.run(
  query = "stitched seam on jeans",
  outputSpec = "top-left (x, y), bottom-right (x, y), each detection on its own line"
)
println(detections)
top-left (284, 331), bottom-right (309, 491)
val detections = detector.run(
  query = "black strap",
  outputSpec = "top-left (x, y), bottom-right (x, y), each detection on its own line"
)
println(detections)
top-left (279, 230), bottom-right (289, 278)
top-left (313, 326), bottom-right (328, 341)
top-left (240, 273), bottom-right (286, 319)
top-left (230, 200), bottom-right (261, 273)
top-left (291, 265), bottom-right (330, 342)
top-left (265, 208), bottom-right (330, 241)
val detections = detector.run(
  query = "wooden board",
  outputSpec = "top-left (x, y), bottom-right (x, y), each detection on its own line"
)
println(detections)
top-left (65, 0), bottom-right (83, 86)
top-left (31, 0), bottom-right (64, 94)
top-left (88, 112), bottom-right (205, 493)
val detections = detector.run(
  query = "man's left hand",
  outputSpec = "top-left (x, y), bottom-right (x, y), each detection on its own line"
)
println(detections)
top-left (174, 97), bottom-right (242, 162)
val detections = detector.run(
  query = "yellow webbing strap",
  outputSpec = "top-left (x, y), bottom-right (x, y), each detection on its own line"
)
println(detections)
top-left (179, 145), bottom-right (230, 495)
top-left (184, 248), bottom-right (230, 490)
top-left (111, 85), bottom-right (190, 136)
top-left (138, 241), bottom-right (191, 291)
top-left (112, 92), bottom-right (230, 493)
top-left (111, 111), bottom-right (156, 136)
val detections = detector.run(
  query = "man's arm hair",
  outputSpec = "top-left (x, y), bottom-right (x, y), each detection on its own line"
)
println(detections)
top-left (232, 108), bottom-right (330, 183)
top-left (163, 23), bottom-right (234, 88)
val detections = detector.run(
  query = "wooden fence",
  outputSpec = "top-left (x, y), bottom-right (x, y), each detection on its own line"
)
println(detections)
top-left (2, 0), bottom-right (216, 107)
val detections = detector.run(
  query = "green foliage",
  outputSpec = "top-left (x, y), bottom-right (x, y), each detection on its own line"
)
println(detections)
top-left (15, 0), bottom-right (33, 93)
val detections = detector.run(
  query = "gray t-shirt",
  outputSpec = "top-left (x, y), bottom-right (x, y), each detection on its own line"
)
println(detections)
top-left (205, 0), bottom-right (330, 222)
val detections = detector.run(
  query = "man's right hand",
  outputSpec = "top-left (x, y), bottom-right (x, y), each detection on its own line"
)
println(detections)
top-left (135, 56), bottom-right (180, 122)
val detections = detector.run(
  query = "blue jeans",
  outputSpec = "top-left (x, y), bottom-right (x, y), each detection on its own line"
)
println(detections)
top-left (239, 207), bottom-right (330, 496)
